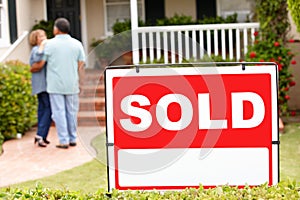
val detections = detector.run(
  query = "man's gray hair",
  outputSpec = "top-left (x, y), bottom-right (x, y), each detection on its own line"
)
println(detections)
top-left (54, 18), bottom-right (70, 33)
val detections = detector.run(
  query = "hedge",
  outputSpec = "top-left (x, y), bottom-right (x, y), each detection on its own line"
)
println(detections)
top-left (0, 181), bottom-right (299, 199)
top-left (0, 60), bottom-right (37, 149)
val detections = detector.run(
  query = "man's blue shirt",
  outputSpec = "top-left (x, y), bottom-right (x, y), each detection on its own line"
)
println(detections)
top-left (43, 34), bottom-right (85, 94)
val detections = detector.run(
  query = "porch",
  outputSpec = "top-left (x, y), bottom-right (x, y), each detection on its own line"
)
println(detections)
top-left (127, 0), bottom-right (259, 64)
top-left (130, 22), bottom-right (259, 64)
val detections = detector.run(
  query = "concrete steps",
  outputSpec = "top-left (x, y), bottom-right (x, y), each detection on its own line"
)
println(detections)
top-left (78, 69), bottom-right (106, 126)
top-left (81, 85), bottom-right (105, 97)
top-left (79, 97), bottom-right (105, 111)
top-left (77, 111), bottom-right (106, 127)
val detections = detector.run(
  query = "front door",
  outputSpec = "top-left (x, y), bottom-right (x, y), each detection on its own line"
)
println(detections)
top-left (47, 0), bottom-right (81, 40)
top-left (145, 0), bottom-right (165, 25)
top-left (196, 0), bottom-right (216, 20)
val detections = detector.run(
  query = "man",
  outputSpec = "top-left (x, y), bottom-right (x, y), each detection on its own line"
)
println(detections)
top-left (31, 17), bottom-right (85, 149)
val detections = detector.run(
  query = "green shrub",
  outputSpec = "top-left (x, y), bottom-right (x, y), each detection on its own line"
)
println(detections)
top-left (1, 181), bottom-right (299, 199)
top-left (112, 19), bottom-right (132, 34)
top-left (112, 19), bottom-right (145, 35)
top-left (245, 33), bottom-right (296, 115)
top-left (245, 0), bottom-right (296, 116)
top-left (256, 0), bottom-right (289, 43)
top-left (31, 20), bottom-right (54, 39)
top-left (156, 13), bottom-right (237, 26)
top-left (93, 14), bottom-right (238, 66)
top-left (197, 13), bottom-right (238, 24)
top-left (0, 61), bottom-right (37, 141)
top-left (110, 13), bottom-right (238, 36)
top-left (156, 13), bottom-right (195, 26)
top-left (91, 32), bottom-right (132, 67)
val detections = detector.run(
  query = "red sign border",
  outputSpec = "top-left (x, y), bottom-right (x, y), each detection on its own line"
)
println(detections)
top-left (104, 63), bottom-right (279, 191)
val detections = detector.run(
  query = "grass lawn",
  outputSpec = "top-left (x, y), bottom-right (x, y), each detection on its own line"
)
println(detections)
top-left (279, 122), bottom-right (300, 182)
top-left (3, 123), bottom-right (300, 193)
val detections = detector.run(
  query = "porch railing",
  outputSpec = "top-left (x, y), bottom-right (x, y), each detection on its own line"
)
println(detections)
top-left (132, 22), bottom-right (259, 64)
top-left (0, 31), bottom-right (30, 63)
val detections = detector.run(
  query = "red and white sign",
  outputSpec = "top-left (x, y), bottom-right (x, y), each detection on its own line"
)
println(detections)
top-left (105, 65), bottom-right (279, 191)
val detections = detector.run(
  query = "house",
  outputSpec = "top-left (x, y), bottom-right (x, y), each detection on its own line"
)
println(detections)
top-left (0, 0), bottom-right (261, 63)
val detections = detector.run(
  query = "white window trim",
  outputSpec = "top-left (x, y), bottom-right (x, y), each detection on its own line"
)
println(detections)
top-left (0, 0), bottom-right (10, 47)
top-left (103, 0), bottom-right (144, 36)
top-left (216, 0), bottom-right (221, 16)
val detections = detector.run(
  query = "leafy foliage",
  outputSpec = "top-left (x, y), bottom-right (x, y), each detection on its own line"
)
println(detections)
top-left (246, 32), bottom-right (296, 115)
top-left (246, 0), bottom-right (296, 115)
top-left (255, 0), bottom-right (290, 43)
top-left (31, 20), bottom-right (55, 39)
top-left (156, 14), bottom-right (195, 26)
top-left (156, 13), bottom-right (237, 26)
top-left (90, 38), bottom-right (111, 60)
top-left (1, 181), bottom-right (299, 199)
top-left (91, 32), bottom-right (132, 68)
top-left (112, 19), bottom-right (146, 35)
top-left (110, 14), bottom-right (238, 35)
top-left (92, 14), bottom-right (238, 66)
top-left (0, 61), bottom-right (37, 141)
top-left (288, 0), bottom-right (300, 33)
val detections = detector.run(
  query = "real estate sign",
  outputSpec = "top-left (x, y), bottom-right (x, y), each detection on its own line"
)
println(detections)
top-left (105, 64), bottom-right (279, 191)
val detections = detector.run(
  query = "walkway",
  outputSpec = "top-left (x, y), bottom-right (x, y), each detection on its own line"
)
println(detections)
top-left (0, 125), bottom-right (104, 188)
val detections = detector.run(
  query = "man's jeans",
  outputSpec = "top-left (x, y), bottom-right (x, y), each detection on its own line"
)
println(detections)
top-left (37, 92), bottom-right (52, 139)
top-left (49, 94), bottom-right (79, 145)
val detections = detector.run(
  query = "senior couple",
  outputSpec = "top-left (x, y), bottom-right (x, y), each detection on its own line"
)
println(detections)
top-left (30, 17), bottom-right (85, 149)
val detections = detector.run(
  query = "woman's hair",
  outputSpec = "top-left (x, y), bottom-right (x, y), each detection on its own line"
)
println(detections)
top-left (29, 29), bottom-right (46, 46)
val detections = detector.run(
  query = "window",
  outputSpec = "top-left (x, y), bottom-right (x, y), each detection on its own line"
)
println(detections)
top-left (0, 0), bottom-right (10, 47)
top-left (104, 0), bottom-right (144, 35)
top-left (217, 0), bottom-right (254, 22)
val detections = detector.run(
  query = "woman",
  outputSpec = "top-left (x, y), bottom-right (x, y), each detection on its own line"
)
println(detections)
top-left (29, 29), bottom-right (52, 147)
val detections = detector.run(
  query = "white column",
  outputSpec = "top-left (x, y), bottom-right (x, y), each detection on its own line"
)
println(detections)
top-left (130, 0), bottom-right (139, 64)
top-left (130, 0), bottom-right (138, 29)
top-left (80, 0), bottom-right (88, 60)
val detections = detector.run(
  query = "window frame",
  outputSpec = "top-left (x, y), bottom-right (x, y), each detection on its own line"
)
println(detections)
top-left (0, 0), bottom-right (10, 47)
top-left (103, 0), bottom-right (144, 36)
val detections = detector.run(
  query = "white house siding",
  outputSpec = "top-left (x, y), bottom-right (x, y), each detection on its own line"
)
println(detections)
top-left (0, 48), bottom-right (8, 56)
top-left (165, 0), bottom-right (196, 20)
top-left (86, 0), bottom-right (105, 52)
top-left (0, 0), bottom-right (46, 63)
top-left (165, 0), bottom-right (254, 23)
top-left (1, 31), bottom-right (31, 63)
top-left (16, 0), bottom-right (45, 36)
